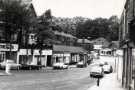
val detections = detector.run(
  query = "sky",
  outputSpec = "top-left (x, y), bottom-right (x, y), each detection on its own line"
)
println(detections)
top-left (32, 0), bottom-right (126, 19)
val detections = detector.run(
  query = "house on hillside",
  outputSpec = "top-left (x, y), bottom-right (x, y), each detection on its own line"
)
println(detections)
top-left (90, 37), bottom-right (116, 56)
top-left (91, 37), bottom-right (110, 47)
top-left (100, 41), bottom-right (120, 56)
top-left (53, 31), bottom-right (77, 46)
top-left (77, 39), bottom-right (93, 52)
top-left (91, 37), bottom-right (110, 53)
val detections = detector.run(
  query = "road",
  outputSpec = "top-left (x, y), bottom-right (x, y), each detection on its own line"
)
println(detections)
top-left (0, 65), bottom-right (96, 90)
top-left (0, 56), bottom-right (116, 90)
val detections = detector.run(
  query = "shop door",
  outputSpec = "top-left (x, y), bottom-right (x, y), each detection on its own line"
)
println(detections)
top-left (41, 56), bottom-right (46, 66)
top-left (47, 55), bottom-right (52, 66)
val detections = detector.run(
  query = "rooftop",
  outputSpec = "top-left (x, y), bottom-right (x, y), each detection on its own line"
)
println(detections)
top-left (53, 45), bottom-right (87, 53)
top-left (54, 31), bottom-right (77, 39)
top-left (77, 39), bottom-right (92, 44)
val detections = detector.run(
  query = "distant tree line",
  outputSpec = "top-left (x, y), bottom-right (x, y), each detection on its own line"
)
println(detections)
top-left (51, 16), bottom-right (119, 41)
top-left (76, 16), bottom-right (119, 41)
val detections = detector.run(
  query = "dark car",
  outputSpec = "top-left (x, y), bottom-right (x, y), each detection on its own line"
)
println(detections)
top-left (76, 61), bottom-right (87, 68)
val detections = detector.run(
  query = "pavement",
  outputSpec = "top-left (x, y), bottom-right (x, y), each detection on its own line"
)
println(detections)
top-left (0, 72), bottom-right (5, 76)
top-left (0, 72), bottom-right (13, 76)
top-left (87, 73), bottom-right (126, 90)
top-left (0, 72), bottom-right (9, 76)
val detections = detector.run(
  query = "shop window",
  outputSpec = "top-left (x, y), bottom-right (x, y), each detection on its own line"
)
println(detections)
top-left (6, 52), bottom-right (17, 62)
top-left (19, 55), bottom-right (32, 65)
top-left (0, 52), bottom-right (5, 62)
top-left (55, 57), bottom-right (65, 63)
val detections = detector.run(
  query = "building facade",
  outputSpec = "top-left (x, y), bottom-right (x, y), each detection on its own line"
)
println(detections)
top-left (119, 0), bottom-right (135, 90)
top-left (0, 0), bottom-right (37, 64)
top-left (17, 49), bottom-right (52, 66)
top-left (54, 31), bottom-right (77, 46)
top-left (52, 45), bottom-right (88, 65)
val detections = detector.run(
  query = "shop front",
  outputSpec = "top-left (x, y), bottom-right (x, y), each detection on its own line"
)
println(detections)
top-left (70, 53), bottom-right (80, 64)
top-left (53, 53), bottom-right (71, 64)
top-left (33, 50), bottom-right (52, 66)
top-left (17, 49), bottom-right (52, 66)
top-left (53, 45), bottom-right (88, 65)
top-left (0, 43), bottom-right (18, 63)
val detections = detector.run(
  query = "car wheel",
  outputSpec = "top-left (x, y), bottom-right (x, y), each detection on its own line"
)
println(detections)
top-left (90, 74), bottom-right (93, 78)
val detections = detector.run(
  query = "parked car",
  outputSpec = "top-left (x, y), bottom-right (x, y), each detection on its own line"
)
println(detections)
top-left (68, 62), bottom-right (77, 65)
top-left (97, 61), bottom-right (113, 73)
top-left (103, 64), bottom-right (113, 73)
top-left (0, 60), bottom-right (21, 70)
top-left (91, 60), bottom-right (107, 67)
top-left (90, 66), bottom-right (104, 78)
top-left (53, 62), bottom-right (68, 69)
top-left (76, 61), bottom-right (87, 68)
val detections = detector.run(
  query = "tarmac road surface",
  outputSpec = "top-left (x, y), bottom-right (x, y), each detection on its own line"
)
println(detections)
top-left (0, 65), bottom-right (96, 90)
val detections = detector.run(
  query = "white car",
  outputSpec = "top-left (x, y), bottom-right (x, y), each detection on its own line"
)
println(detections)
top-left (53, 62), bottom-right (68, 69)
top-left (103, 64), bottom-right (113, 73)
top-left (0, 60), bottom-right (21, 70)
top-left (90, 66), bottom-right (104, 78)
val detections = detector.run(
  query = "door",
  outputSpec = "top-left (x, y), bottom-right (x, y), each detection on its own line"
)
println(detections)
top-left (47, 55), bottom-right (52, 66)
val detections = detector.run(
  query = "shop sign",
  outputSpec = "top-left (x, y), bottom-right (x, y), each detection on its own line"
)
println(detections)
top-left (19, 49), bottom-right (52, 55)
top-left (34, 50), bottom-right (52, 55)
top-left (42, 50), bottom-right (52, 55)
top-left (19, 49), bottom-right (31, 55)
top-left (0, 43), bottom-right (18, 51)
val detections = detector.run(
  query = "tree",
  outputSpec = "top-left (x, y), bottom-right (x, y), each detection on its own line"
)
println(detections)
top-left (0, 0), bottom-right (33, 43)
top-left (76, 16), bottom-right (119, 41)
top-left (36, 9), bottom-right (54, 62)
top-left (108, 16), bottom-right (119, 41)
top-left (44, 9), bottom-right (52, 20)
top-left (0, 0), bottom-right (34, 58)
top-left (36, 9), bottom-right (54, 45)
